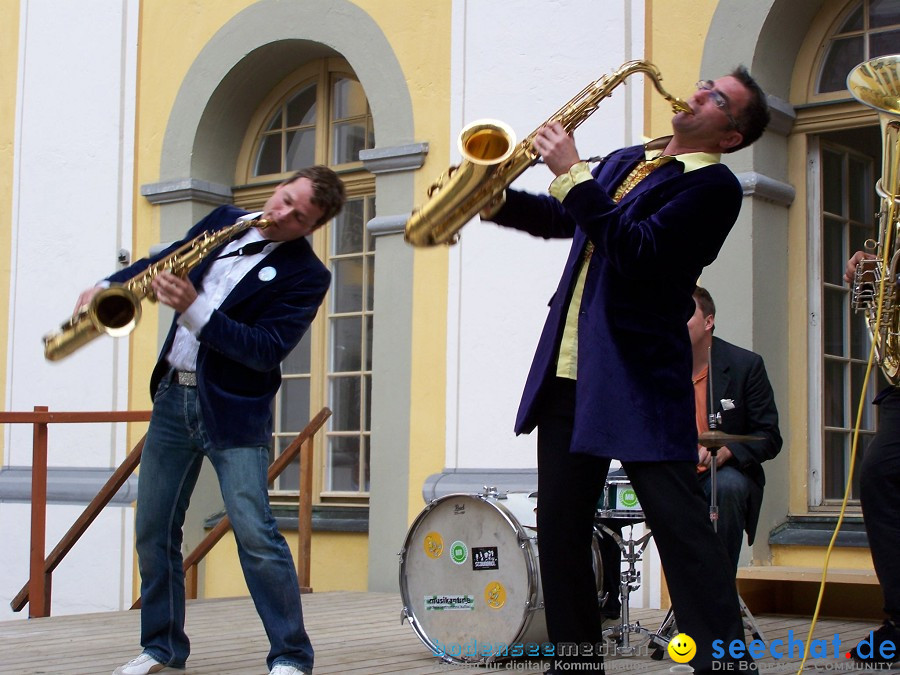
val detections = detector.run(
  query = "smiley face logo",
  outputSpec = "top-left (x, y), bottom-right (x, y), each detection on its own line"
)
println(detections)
top-left (667, 633), bottom-right (697, 663)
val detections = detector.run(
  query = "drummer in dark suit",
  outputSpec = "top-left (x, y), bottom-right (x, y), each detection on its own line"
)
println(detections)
top-left (689, 286), bottom-right (782, 572)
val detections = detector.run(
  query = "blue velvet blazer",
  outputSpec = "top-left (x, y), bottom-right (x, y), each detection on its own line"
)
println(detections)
top-left (106, 205), bottom-right (330, 449)
top-left (492, 144), bottom-right (743, 462)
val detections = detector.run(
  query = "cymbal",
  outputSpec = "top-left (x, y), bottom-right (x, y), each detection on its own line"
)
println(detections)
top-left (698, 429), bottom-right (764, 448)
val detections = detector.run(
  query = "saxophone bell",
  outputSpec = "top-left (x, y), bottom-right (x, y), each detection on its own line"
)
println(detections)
top-left (403, 60), bottom-right (688, 247)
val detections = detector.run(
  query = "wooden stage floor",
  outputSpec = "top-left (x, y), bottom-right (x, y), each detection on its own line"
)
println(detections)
top-left (0, 591), bottom-right (897, 674)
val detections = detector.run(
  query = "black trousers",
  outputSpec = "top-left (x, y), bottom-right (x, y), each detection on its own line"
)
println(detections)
top-left (861, 389), bottom-right (900, 623)
top-left (535, 378), bottom-right (750, 673)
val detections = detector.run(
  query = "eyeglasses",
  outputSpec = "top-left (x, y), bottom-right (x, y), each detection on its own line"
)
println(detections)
top-left (696, 80), bottom-right (738, 129)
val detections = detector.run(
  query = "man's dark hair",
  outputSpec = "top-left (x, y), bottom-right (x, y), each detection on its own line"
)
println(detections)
top-left (726, 65), bottom-right (770, 153)
top-left (286, 166), bottom-right (346, 227)
top-left (693, 285), bottom-right (716, 319)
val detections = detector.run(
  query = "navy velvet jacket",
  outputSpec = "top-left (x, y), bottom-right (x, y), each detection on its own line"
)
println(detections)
top-left (106, 205), bottom-right (330, 449)
top-left (492, 143), bottom-right (743, 462)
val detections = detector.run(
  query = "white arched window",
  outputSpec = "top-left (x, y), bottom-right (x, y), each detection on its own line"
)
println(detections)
top-left (235, 57), bottom-right (375, 503)
top-left (804, 0), bottom-right (898, 506)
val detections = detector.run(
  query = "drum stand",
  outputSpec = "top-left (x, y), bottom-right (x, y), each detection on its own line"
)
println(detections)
top-left (597, 522), bottom-right (658, 656)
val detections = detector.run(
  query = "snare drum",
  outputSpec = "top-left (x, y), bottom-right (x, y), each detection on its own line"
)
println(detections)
top-left (598, 474), bottom-right (644, 519)
top-left (399, 492), bottom-right (606, 664)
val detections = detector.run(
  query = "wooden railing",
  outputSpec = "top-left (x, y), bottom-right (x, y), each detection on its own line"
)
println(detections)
top-left (5, 405), bottom-right (331, 618)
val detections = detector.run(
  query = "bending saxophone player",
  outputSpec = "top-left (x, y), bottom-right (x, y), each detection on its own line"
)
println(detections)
top-left (482, 68), bottom-right (769, 673)
top-left (75, 167), bottom-right (345, 675)
top-left (841, 250), bottom-right (900, 666)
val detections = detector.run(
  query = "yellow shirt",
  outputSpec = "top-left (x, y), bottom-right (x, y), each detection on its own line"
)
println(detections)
top-left (553, 142), bottom-right (721, 380)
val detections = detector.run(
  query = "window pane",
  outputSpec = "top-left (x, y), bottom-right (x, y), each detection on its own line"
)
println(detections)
top-left (332, 78), bottom-right (368, 119)
top-left (285, 129), bottom-right (316, 172)
top-left (819, 36), bottom-right (864, 93)
top-left (824, 287), bottom-right (847, 356)
top-left (274, 437), bottom-right (301, 491)
top-left (848, 156), bottom-right (870, 222)
top-left (283, 330), bottom-right (311, 374)
top-left (255, 134), bottom-right (282, 176)
top-left (839, 4), bottom-right (864, 31)
top-left (823, 216), bottom-right (845, 286)
top-left (823, 150), bottom-right (844, 215)
top-left (870, 0), bottom-right (900, 28)
top-left (366, 257), bottom-right (374, 311)
top-left (851, 310), bottom-right (873, 360)
top-left (331, 316), bottom-right (362, 372)
top-left (364, 374), bottom-right (372, 431)
top-left (265, 109), bottom-right (283, 132)
top-left (332, 258), bottom-right (364, 313)
top-left (286, 86), bottom-right (317, 127)
top-left (332, 199), bottom-right (365, 255)
top-left (280, 377), bottom-right (311, 433)
top-left (366, 314), bottom-right (373, 370)
top-left (851, 362), bottom-right (878, 428)
top-left (328, 436), bottom-right (360, 491)
top-left (870, 28), bottom-right (900, 56)
top-left (824, 431), bottom-right (848, 500)
top-left (824, 359), bottom-right (846, 427)
top-left (366, 195), bottom-right (376, 250)
top-left (362, 436), bottom-right (371, 491)
top-left (330, 376), bottom-right (361, 431)
top-left (332, 121), bottom-right (367, 164)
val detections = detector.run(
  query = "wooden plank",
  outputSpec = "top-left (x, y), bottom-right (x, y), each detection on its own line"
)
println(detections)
top-left (0, 592), bottom-right (891, 675)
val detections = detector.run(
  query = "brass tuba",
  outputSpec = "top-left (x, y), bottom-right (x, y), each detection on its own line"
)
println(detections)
top-left (403, 60), bottom-right (692, 247)
top-left (43, 217), bottom-right (270, 361)
top-left (848, 55), bottom-right (900, 384)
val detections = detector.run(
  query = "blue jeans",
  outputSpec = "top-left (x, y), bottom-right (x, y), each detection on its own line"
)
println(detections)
top-left (698, 464), bottom-right (752, 573)
top-left (136, 374), bottom-right (313, 672)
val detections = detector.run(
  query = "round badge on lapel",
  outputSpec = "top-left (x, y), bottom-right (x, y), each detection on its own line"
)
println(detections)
top-left (258, 266), bottom-right (276, 282)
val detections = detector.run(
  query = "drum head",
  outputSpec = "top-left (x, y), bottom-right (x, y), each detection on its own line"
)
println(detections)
top-left (400, 494), bottom-right (542, 663)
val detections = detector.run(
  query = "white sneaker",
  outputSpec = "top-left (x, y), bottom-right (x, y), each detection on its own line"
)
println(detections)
top-left (268, 665), bottom-right (308, 675)
top-left (112, 653), bottom-right (167, 675)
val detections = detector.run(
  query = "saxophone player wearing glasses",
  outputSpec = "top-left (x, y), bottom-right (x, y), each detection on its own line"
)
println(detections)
top-left (482, 68), bottom-right (769, 674)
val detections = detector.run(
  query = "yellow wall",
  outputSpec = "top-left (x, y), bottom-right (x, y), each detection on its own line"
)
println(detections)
top-left (205, 531), bottom-right (369, 595)
top-left (645, 0), bottom-right (718, 138)
top-left (0, 0), bottom-right (19, 465)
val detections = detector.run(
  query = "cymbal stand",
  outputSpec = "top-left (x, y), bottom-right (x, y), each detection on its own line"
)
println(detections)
top-left (597, 522), bottom-right (657, 656)
top-left (649, 347), bottom-right (767, 657)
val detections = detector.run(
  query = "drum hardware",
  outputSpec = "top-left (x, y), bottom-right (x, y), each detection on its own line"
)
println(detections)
top-left (597, 522), bottom-right (658, 656)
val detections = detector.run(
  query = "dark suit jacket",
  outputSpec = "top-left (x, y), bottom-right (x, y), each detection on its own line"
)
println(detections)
top-left (492, 143), bottom-right (742, 462)
top-left (707, 336), bottom-right (782, 544)
top-left (106, 205), bottom-right (330, 449)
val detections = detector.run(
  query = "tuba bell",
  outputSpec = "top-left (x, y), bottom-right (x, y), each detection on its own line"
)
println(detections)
top-left (848, 54), bottom-right (900, 383)
top-left (403, 60), bottom-right (692, 247)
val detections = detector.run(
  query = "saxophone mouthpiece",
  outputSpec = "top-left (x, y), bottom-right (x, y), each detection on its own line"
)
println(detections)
top-left (254, 218), bottom-right (273, 229)
top-left (672, 97), bottom-right (693, 115)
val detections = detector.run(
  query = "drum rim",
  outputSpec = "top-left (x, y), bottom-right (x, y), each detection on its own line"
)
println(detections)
top-left (398, 492), bottom-right (541, 664)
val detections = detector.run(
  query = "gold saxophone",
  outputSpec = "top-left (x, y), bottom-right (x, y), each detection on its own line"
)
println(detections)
top-left (404, 60), bottom-right (692, 247)
top-left (43, 217), bottom-right (270, 361)
top-left (848, 55), bottom-right (900, 384)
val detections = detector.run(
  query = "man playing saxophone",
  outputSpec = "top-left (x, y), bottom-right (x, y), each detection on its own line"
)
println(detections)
top-left (481, 68), bottom-right (769, 673)
top-left (75, 166), bottom-right (345, 675)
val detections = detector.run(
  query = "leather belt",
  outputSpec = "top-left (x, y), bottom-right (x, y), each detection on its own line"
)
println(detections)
top-left (176, 371), bottom-right (197, 387)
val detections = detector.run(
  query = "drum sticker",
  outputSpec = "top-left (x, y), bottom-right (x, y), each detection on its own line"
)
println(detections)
top-left (423, 531), bottom-right (444, 559)
top-left (472, 546), bottom-right (499, 571)
top-left (424, 594), bottom-right (475, 611)
top-left (449, 540), bottom-right (468, 565)
top-left (484, 581), bottom-right (507, 609)
top-left (618, 487), bottom-right (640, 510)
